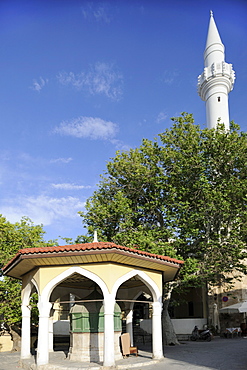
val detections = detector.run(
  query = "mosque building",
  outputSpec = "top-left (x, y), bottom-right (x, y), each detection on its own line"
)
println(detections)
top-left (167, 12), bottom-right (246, 339)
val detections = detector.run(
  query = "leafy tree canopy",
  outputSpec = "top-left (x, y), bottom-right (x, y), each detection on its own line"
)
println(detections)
top-left (0, 216), bottom-right (55, 330)
top-left (80, 113), bottom-right (247, 290)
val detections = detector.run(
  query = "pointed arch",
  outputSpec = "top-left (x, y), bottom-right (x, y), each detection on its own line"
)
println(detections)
top-left (40, 266), bottom-right (109, 304)
top-left (112, 269), bottom-right (162, 303)
top-left (129, 290), bottom-right (150, 311)
top-left (22, 278), bottom-right (39, 306)
top-left (31, 278), bottom-right (39, 295)
top-left (22, 282), bottom-right (33, 306)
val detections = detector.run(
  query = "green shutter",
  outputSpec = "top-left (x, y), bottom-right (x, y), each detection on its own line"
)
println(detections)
top-left (70, 311), bottom-right (121, 332)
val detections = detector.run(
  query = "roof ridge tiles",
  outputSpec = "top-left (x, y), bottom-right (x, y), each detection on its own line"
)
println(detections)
top-left (3, 241), bottom-right (184, 273)
top-left (25, 242), bottom-right (183, 263)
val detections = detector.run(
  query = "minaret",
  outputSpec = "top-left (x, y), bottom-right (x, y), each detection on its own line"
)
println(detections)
top-left (198, 11), bottom-right (235, 130)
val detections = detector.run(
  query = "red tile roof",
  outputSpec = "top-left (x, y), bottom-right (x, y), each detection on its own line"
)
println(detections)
top-left (2, 242), bottom-right (184, 272)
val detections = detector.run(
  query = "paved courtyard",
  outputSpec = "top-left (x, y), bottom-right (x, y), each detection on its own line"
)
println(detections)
top-left (0, 337), bottom-right (246, 370)
top-left (147, 337), bottom-right (247, 370)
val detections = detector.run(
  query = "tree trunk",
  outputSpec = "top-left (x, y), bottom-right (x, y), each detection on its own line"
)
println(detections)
top-left (162, 298), bottom-right (180, 345)
top-left (9, 324), bottom-right (21, 352)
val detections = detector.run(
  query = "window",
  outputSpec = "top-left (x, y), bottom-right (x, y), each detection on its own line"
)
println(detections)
top-left (218, 97), bottom-right (220, 102)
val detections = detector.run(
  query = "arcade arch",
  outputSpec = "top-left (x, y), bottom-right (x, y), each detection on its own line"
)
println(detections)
top-left (114, 270), bottom-right (163, 357)
top-left (36, 267), bottom-right (108, 366)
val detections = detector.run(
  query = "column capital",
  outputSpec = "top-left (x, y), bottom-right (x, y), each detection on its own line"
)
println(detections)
top-left (21, 304), bottom-right (31, 317)
top-left (38, 301), bottom-right (52, 318)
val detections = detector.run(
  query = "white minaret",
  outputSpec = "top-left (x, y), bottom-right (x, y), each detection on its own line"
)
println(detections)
top-left (198, 11), bottom-right (235, 130)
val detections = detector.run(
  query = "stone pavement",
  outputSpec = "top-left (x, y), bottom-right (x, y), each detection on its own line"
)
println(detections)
top-left (0, 337), bottom-right (247, 370)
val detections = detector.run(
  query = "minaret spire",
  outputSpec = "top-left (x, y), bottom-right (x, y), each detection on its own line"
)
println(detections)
top-left (198, 12), bottom-right (235, 130)
top-left (204, 10), bottom-right (224, 67)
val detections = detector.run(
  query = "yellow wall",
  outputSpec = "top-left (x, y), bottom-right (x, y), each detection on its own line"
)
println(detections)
top-left (23, 263), bottom-right (163, 297)
top-left (82, 263), bottom-right (163, 293)
top-left (0, 333), bottom-right (12, 352)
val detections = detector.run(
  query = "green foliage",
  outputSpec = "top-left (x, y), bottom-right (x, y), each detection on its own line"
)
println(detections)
top-left (60, 235), bottom-right (93, 244)
top-left (74, 234), bottom-right (100, 244)
top-left (80, 113), bottom-right (247, 289)
top-left (0, 215), bottom-right (54, 327)
top-left (30, 293), bottom-right (39, 325)
top-left (0, 215), bottom-right (54, 270)
top-left (0, 278), bottom-right (22, 324)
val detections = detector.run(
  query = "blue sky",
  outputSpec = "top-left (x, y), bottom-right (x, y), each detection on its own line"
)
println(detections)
top-left (0, 0), bottom-right (247, 244)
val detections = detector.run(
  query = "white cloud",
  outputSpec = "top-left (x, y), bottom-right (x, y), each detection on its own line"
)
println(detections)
top-left (50, 157), bottom-right (73, 164)
top-left (156, 112), bottom-right (168, 123)
top-left (93, 6), bottom-right (111, 23)
top-left (1, 195), bottom-right (85, 226)
top-left (52, 183), bottom-right (92, 190)
top-left (161, 70), bottom-right (179, 85)
top-left (57, 71), bottom-right (84, 89)
top-left (110, 139), bottom-right (131, 151)
top-left (81, 3), bottom-right (111, 23)
top-left (86, 62), bottom-right (123, 100)
top-left (30, 77), bottom-right (48, 92)
top-left (54, 116), bottom-right (118, 140)
top-left (57, 62), bottom-right (123, 100)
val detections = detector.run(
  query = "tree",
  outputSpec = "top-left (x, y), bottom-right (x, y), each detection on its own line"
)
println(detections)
top-left (80, 113), bottom-right (247, 344)
top-left (0, 216), bottom-right (54, 351)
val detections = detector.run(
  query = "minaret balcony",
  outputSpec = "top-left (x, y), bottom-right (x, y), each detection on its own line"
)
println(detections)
top-left (198, 61), bottom-right (235, 86)
top-left (198, 61), bottom-right (235, 99)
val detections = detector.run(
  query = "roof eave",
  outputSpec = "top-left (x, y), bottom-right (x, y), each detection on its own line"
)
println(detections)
top-left (2, 248), bottom-right (183, 279)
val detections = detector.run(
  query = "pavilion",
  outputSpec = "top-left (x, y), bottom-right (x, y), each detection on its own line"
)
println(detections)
top-left (2, 240), bottom-right (183, 368)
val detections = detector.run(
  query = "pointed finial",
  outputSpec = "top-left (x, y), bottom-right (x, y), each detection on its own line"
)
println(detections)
top-left (210, 10), bottom-right (213, 17)
top-left (93, 230), bottom-right (98, 243)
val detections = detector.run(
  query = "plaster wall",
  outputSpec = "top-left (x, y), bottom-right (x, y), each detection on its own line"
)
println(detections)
top-left (31, 269), bottom-right (41, 290)
top-left (38, 267), bottom-right (71, 292)
top-left (30, 263), bottom-right (163, 296)
top-left (0, 333), bottom-right (13, 352)
top-left (172, 318), bottom-right (207, 334)
top-left (82, 263), bottom-right (163, 293)
top-left (231, 274), bottom-right (247, 299)
top-left (208, 266), bottom-right (247, 331)
top-left (139, 318), bottom-right (207, 335)
top-left (209, 267), bottom-right (247, 308)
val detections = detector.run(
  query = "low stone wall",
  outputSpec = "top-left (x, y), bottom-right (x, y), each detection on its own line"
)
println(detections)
top-left (172, 318), bottom-right (207, 335)
top-left (140, 318), bottom-right (208, 338)
top-left (0, 333), bottom-right (13, 352)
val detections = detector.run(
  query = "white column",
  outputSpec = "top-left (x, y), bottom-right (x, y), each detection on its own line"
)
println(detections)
top-left (21, 304), bottom-right (31, 359)
top-left (152, 301), bottom-right (163, 359)
top-left (103, 294), bottom-right (115, 367)
top-left (36, 301), bottom-right (52, 366)
top-left (126, 310), bottom-right (134, 346)
top-left (48, 317), bottom-right (54, 352)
